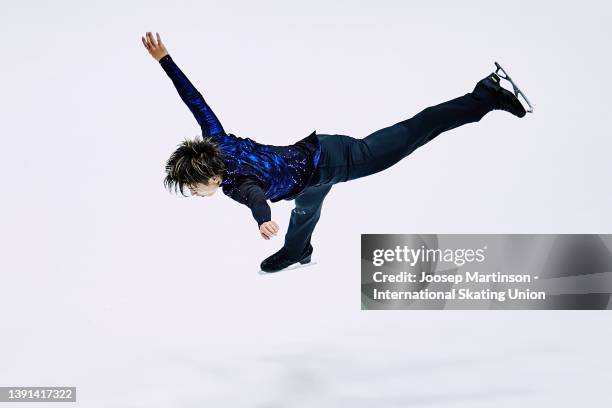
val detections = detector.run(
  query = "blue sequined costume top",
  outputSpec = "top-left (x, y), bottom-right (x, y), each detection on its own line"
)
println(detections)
top-left (216, 132), bottom-right (321, 202)
top-left (159, 54), bottom-right (321, 224)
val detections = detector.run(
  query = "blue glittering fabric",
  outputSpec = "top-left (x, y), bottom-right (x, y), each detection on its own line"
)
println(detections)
top-left (218, 132), bottom-right (321, 202)
top-left (159, 54), bottom-right (321, 203)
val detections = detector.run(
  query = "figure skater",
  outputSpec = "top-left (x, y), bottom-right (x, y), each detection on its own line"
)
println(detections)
top-left (141, 32), bottom-right (533, 273)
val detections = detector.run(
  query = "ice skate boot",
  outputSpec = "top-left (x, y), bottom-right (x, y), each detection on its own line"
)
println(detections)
top-left (260, 243), bottom-right (313, 273)
top-left (473, 61), bottom-right (533, 118)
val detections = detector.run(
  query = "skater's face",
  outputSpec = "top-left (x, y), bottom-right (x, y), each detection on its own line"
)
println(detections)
top-left (188, 176), bottom-right (222, 197)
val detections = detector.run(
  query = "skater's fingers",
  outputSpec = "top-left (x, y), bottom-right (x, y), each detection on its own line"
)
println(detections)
top-left (147, 32), bottom-right (157, 47)
top-left (264, 221), bottom-right (278, 233)
top-left (141, 36), bottom-right (149, 49)
top-left (268, 224), bottom-right (278, 236)
top-left (144, 35), bottom-right (153, 49)
top-left (259, 226), bottom-right (271, 239)
top-left (264, 224), bottom-right (276, 236)
top-left (156, 32), bottom-right (163, 45)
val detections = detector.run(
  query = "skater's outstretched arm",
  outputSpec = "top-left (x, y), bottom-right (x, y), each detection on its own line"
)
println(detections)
top-left (226, 178), bottom-right (279, 240)
top-left (142, 32), bottom-right (226, 138)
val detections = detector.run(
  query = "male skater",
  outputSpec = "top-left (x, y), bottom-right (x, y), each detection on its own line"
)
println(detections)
top-left (142, 32), bottom-right (532, 273)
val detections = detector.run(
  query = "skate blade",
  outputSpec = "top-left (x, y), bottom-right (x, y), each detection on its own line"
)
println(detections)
top-left (257, 261), bottom-right (318, 275)
top-left (494, 61), bottom-right (534, 113)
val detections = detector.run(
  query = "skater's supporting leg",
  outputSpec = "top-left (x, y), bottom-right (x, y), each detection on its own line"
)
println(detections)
top-left (283, 184), bottom-right (333, 258)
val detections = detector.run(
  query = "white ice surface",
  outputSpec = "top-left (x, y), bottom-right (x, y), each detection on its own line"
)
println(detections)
top-left (1, 1), bottom-right (612, 406)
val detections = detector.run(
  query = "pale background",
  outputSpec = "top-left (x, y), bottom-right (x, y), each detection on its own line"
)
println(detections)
top-left (1, 0), bottom-right (611, 406)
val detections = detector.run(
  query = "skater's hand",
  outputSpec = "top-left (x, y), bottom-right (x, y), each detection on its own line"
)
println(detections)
top-left (259, 221), bottom-right (279, 240)
top-left (141, 32), bottom-right (168, 61)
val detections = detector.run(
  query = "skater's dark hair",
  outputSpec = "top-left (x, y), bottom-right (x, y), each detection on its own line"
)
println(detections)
top-left (164, 136), bottom-right (226, 196)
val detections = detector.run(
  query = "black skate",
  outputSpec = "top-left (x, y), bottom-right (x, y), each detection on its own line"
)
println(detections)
top-left (260, 243), bottom-right (313, 273)
top-left (473, 61), bottom-right (533, 118)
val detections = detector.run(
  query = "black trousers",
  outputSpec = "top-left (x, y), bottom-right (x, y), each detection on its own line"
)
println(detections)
top-left (282, 92), bottom-right (491, 257)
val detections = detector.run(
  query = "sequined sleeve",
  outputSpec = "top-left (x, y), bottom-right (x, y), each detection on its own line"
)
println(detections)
top-left (225, 177), bottom-right (272, 227)
top-left (159, 54), bottom-right (226, 138)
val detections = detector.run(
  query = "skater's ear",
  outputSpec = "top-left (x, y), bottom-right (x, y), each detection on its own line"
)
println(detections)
top-left (210, 175), bottom-right (223, 186)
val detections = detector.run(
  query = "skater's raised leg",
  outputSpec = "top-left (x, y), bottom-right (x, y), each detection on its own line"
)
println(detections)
top-left (353, 92), bottom-right (491, 181)
top-left (315, 71), bottom-right (528, 184)
top-left (260, 184), bottom-right (333, 273)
